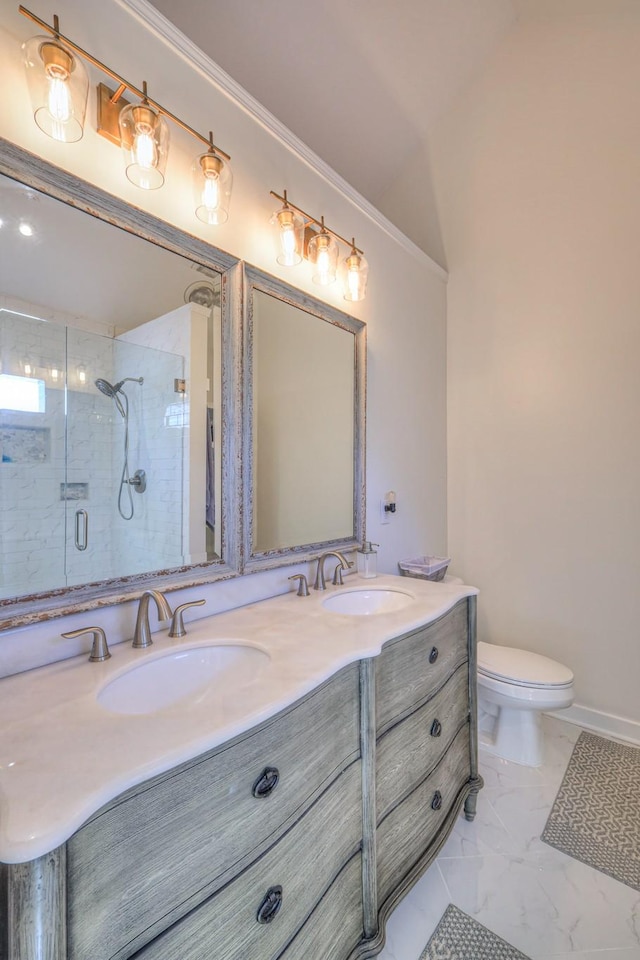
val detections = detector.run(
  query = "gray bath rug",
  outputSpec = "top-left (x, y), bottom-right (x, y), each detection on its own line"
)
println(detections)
top-left (419, 904), bottom-right (531, 959)
top-left (542, 730), bottom-right (640, 891)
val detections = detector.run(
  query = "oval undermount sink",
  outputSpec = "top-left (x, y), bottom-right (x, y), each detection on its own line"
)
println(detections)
top-left (322, 589), bottom-right (413, 616)
top-left (97, 644), bottom-right (270, 715)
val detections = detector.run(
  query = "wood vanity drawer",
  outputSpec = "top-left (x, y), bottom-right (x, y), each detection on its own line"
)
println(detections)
top-left (133, 761), bottom-right (362, 960)
top-left (376, 660), bottom-right (470, 819)
top-left (67, 664), bottom-right (360, 960)
top-left (278, 853), bottom-right (363, 960)
top-left (376, 600), bottom-right (468, 735)
top-left (377, 723), bottom-right (471, 907)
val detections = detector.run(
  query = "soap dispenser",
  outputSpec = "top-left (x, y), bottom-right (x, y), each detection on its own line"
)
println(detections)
top-left (357, 541), bottom-right (379, 579)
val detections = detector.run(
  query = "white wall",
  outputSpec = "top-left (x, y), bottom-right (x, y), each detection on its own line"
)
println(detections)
top-left (429, 1), bottom-right (640, 730)
top-left (0, 0), bottom-right (447, 669)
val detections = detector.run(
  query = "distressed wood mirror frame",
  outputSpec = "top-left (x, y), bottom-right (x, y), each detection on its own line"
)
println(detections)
top-left (0, 138), bottom-right (243, 629)
top-left (241, 264), bottom-right (366, 574)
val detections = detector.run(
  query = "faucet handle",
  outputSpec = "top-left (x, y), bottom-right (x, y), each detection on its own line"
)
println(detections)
top-left (332, 561), bottom-right (354, 586)
top-left (61, 626), bottom-right (111, 662)
top-left (288, 574), bottom-right (310, 597)
top-left (169, 599), bottom-right (206, 638)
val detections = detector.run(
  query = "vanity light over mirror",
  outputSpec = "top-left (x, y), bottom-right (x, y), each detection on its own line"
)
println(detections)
top-left (0, 140), bottom-right (239, 627)
top-left (243, 265), bottom-right (366, 570)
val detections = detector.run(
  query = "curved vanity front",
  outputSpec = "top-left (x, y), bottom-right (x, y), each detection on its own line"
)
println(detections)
top-left (0, 576), bottom-right (480, 960)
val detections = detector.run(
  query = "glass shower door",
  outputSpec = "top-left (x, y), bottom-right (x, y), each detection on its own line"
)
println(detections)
top-left (0, 310), bottom-right (67, 599)
top-left (65, 327), bottom-right (185, 587)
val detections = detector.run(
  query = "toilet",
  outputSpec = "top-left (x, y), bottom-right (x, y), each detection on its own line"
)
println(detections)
top-left (477, 641), bottom-right (574, 767)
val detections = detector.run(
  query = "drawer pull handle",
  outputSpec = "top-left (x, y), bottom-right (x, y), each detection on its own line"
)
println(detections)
top-left (430, 718), bottom-right (442, 738)
top-left (256, 885), bottom-right (283, 924)
top-left (431, 790), bottom-right (443, 811)
top-left (252, 766), bottom-right (280, 798)
top-left (429, 646), bottom-right (439, 664)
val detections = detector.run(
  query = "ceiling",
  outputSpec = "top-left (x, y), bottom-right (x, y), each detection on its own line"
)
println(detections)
top-left (148, 0), bottom-right (519, 261)
top-left (0, 174), bottom-right (216, 333)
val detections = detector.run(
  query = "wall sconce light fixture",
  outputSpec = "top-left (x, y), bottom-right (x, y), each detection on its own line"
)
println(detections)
top-left (192, 133), bottom-right (233, 225)
top-left (271, 191), bottom-right (305, 266)
top-left (117, 82), bottom-right (169, 190)
top-left (22, 14), bottom-right (89, 143)
top-left (19, 6), bottom-right (232, 217)
top-left (307, 217), bottom-right (339, 286)
top-left (270, 190), bottom-right (369, 301)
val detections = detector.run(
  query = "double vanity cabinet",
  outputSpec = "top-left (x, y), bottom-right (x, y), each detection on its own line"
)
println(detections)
top-left (0, 581), bottom-right (480, 960)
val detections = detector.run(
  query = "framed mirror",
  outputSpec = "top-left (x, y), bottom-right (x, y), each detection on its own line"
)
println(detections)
top-left (242, 264), bottom-right (366, 572)
top-left (0, 139), bottom-right (241, 629)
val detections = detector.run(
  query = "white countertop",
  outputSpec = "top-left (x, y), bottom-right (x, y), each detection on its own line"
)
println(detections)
top-left (0, 575), bottom-right (476, 864)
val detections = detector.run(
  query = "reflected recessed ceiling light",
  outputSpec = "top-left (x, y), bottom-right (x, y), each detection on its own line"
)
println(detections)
top-left (19, 222), bottom-right (34, 237)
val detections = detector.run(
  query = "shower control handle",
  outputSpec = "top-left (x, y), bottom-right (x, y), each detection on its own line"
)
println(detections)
top-left (75, 509), bottom-right (88, 551)
top-left (127, 469), bottom-right (147, 493)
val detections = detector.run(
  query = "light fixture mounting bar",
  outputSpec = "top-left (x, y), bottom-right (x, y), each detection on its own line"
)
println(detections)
top-left (270, 190), bottom-right (363, 255)
top-left (18, 5), bottom-right (231, 161)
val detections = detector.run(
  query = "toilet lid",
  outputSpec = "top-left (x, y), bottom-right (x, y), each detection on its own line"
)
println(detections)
top-left (477, 641), bottom-right (574, 687)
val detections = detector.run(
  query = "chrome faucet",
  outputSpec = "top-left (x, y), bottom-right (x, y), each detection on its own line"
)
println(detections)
top-left (132, 590), bottom-right (173, 648)
top-left (314, 551), bottom-right (350, 591)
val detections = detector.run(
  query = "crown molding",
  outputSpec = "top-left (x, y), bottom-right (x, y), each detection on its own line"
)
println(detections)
top-left (117, 0), bottom-right (448, 282)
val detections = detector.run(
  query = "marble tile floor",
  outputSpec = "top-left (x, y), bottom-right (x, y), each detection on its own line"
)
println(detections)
top-left (379, 716), bottom-right (640, 960)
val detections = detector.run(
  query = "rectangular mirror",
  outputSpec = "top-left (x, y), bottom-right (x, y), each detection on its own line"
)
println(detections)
top-left (0, 139), bottom-right (241, 628)
top-left (242, 265), bottom-right (366, 570)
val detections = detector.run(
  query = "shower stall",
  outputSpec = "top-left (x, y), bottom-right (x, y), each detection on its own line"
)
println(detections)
top-left (0, 311), bottom-right (186, 597)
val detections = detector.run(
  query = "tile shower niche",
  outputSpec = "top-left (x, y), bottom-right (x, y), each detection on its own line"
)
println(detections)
top-left (0, 310), bottom-right (185, 599)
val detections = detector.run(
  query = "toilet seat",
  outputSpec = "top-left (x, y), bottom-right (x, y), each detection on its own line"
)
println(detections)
top-left (477, 641), bottom-right (574, 689)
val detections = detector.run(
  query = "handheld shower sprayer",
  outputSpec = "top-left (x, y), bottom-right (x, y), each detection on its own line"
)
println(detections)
top-left (94, 375), bottom-right (145, 519)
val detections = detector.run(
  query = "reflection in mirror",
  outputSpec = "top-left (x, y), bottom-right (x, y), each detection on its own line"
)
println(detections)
top-left (244, 266), bottom-right (365, 568)
top-left (0, 165), bottom-right (229, 611)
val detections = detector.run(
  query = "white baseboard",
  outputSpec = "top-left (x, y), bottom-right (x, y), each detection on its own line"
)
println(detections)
top-left (546, 703), bottom-right (640, 746)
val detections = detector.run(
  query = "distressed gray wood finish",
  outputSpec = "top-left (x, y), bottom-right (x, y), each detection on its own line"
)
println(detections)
top-left (375, 601), bottom-right (468, 735)
top-left (240, 263), bottom-right (366, 573)
top-left (2, 602), bottom-right (481, 960)
top-left (0, 138), bottom-right (243, 630)
top-left (3, 848), bottom-right (66, 960)
top-left (464, 595), bottom-right (483, 821)
top-left (280, 854), bottom-right (364, 960)
top-left (376, 662), bottom-right (470, 819)
top-left (376, 725), bottom-right (472, 907)
top-left (359, 658), bottom-right (378, 940)
top-left (134, 761), bottom-right (362, 960)
top-left (67, 664), bottom-right (360, 960)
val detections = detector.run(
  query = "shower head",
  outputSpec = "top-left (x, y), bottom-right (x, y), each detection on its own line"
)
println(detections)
top-left (95, 376), bottom-right (144, 397)
top-left (95, 377), bottom-right (126, 418)
top-left (95, 377), bottom-right (118, 399)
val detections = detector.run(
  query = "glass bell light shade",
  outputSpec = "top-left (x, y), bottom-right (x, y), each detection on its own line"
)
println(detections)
top-left (193, 147), bottom-right (233, 225)
top-left (22, 34), bottom-right (89, 143)
top-left (308, 226), bottom-right (339, 285)
top-left (271, 200), bottom-right (304, 266)
top-left (343, 243), bottom-right (369, 302)
top-left (118, 99), bottom-right (169, 190)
